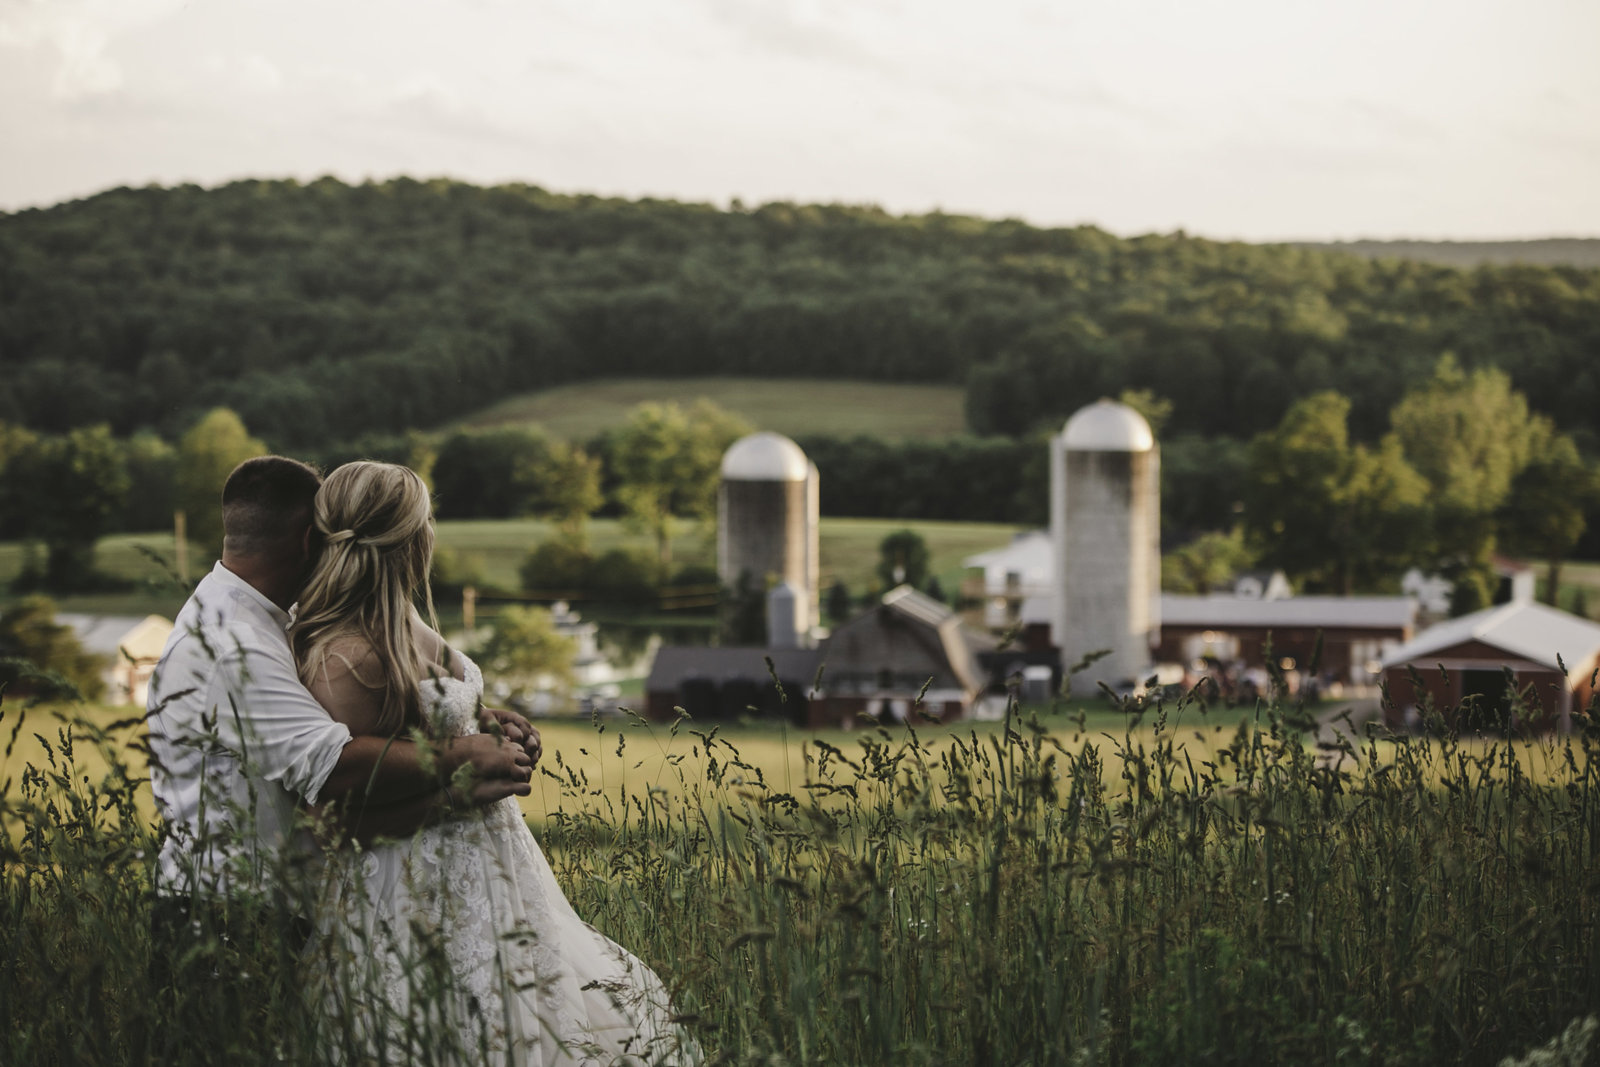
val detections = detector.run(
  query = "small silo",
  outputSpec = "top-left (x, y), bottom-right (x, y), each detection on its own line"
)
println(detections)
top-left (1050, 399), bottom-right (1161, 698)
top-left (718, 432), bottom-right (820, 643)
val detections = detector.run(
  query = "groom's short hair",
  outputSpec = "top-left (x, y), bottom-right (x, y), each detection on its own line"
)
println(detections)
top-left (222, 456), bottom-right (323, 558)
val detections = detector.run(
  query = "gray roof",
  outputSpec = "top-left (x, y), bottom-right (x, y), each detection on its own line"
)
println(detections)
top-left (1380, 601), bottom-right (1600, 678)
top-left (881, 584), bottom-right (953, 628)
top-left (646, 645), bottom-right (823, 691)
top-left (1160, 595), bottom-right (1416, 630)
top-left (876, 585), bottom-right (984, 693)
top-left (56, 614), bottom-right (167, 657)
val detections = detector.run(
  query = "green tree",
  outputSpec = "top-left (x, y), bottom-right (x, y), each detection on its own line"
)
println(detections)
top-left (0, 595), bottom-right (107, 700)
top-left (1162, 528), bottom-right (1255, 594)
top-left (473, 605), bottom-right (576, 698)
top-left (1244, 392), bottom-right (1428, 594)
top-left (5, 426), bottom-right (131, 588)
top-left (0, 421), bottom-right (41, 539)
top-left (610, 400), bottom-right (752, 565)
top-left (430, 428), bottom-right (550, 520)
top-left (825, 579), bottom-right (853, 624)
top-left (1497, 433), bottom-right (1597, 605)
top-left (1118, 388), bottom-right (1174, 439)
top-left (520, 539), bottom-right (594, 597)
top-left (176, 409), bottom-right (267, 553)
top-left (122, 431), bottom-right (177, 533)
top-left (534, 441), bottom-right (603, 547)
top-left (876, 529), bottom-right (931, 591)
top-left (1390, 356), bottom-right (1548, 580)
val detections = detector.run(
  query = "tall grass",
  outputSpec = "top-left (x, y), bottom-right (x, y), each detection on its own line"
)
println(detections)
top-left (3, 675), bottom-right (1597, 1065)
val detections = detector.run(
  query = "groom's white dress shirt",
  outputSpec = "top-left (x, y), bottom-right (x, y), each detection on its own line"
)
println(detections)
top-left (147, 562), bottom-right (352, 899)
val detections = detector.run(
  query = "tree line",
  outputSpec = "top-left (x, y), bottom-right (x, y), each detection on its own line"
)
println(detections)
top-left (3, 177), bottom-right (1597, 459)
top-left (7, 355), bottom-right (1594, 618)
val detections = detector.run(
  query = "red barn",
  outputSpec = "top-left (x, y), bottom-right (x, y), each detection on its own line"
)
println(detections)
top-left (1380, 601), bottom-right (1600, 734)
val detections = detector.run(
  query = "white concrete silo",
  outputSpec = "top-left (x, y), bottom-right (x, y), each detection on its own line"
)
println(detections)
top-left (718, 432), bottom-right (820, 646)
top-left (1050, 399), bottom-right (1161, 698)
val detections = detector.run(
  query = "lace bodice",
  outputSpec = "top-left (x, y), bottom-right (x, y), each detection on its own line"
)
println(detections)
top-left (419, 652), bottom-right (485, 739)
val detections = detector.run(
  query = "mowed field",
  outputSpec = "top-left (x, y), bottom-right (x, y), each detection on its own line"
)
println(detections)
top-left (452, 377), bottom-right (969, 441)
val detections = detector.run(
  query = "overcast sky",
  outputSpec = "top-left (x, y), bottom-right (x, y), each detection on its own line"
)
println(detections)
top-left (2, 0), bottom-right (1596, 240)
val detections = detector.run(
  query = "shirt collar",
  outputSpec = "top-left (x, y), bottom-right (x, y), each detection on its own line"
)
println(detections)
top-left (210, 561), bottom-right (293, 631)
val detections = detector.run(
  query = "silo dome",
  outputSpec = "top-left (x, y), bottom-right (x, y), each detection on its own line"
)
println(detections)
top-left (722, 432), bottom-right (810, 481)
top-left (1062, 399), bottom-right (1154, 453)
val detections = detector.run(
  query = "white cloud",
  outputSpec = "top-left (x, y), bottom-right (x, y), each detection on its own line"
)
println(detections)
top-left (0, 0), bottom-right (186, 99)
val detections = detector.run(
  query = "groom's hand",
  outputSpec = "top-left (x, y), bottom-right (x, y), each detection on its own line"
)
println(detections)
top-left (441, 733), bottom-right (532, 787)
top-left (459, 776), bottom-right (531, 807)
top-left (480, 707), bottom-right (542, 765)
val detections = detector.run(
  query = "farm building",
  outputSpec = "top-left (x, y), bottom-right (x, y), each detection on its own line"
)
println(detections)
top-left (961, 530), bottom-right (1054, 629)
top-left (644, 586), bottom-right (995, 729)
top-left (809, 585), bottom-right (993, 727)
top-left (58, 613), bottom-right (173, 706)
top-left (999, 575), bottom-right (1414, 694)
top-left (1380, 600), bottom-right (1600, 734)
top-left (1155, 594), bottom-right (1417, 689)
top-left (644, 645), bottom-right (821, 725)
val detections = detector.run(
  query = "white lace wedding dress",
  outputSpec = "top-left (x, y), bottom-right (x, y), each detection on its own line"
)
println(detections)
top-left (305, 653), bottom-right (699, 1066)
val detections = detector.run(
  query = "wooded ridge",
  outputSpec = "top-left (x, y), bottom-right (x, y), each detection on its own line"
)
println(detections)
top-left (4, 177), bottom-right (1597, 455)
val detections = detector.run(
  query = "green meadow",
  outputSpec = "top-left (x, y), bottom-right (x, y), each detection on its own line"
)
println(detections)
top-left (4, 685), bottom-right (1597, 1065)
top-left (453, 377), bottom-right (970, 443)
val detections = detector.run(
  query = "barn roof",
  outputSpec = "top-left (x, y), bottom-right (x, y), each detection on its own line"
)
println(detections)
top-left (1159, 595), bottom-right (1416, 630)
top-left (1380, 601), bottom-right (1600, 678)
top-left (57, 614), bottom-right (172, 658)
top-left (646, 645), bottom-right (823, 692)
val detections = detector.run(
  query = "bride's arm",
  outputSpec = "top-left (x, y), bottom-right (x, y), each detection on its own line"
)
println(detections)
top-left (315, 771), bottom-right (528, 848)
top-left (308, 640), bottom-right (530, 841)
top-left (410, 615), bottom-right (543, 765)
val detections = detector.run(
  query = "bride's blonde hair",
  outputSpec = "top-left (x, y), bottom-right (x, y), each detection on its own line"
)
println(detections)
top-left (290, 461), bottom-right (441, 735)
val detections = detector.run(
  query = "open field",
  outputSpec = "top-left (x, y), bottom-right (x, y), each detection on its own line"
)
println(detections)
top-left (452, 377), bottom-right (970, 442)
top-left (0, 697), bottom-right (1218, 827)
top-left (1534, 560), bottom-right (1600, 617)
top-left (6, 682), bottom-right (1598, 1065)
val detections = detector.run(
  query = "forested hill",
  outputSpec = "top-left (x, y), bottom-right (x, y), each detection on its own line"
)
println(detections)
top-left (1293, 239), bottom-right (1600, 270)
top-left (3, 177), bottom-right (1598, 452)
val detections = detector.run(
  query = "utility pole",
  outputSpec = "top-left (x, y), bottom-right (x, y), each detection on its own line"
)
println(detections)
top-left (174, 510), bottom-right (189, 584)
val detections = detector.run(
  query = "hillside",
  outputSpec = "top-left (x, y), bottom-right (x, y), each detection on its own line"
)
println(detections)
top-left (1292, 238), bottom-right (1600, 270)
top-left (454, 378), bottom-right (968, 442)
top-left (3, 178), bottom-right (1598, 453)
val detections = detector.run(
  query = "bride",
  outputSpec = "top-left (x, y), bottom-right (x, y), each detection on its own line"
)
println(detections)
top-left (290, 461), bottom-right (699, 1066)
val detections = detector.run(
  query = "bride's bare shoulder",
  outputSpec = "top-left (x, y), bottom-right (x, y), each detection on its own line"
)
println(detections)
top-left (304, 635), bottom-right (385, 733)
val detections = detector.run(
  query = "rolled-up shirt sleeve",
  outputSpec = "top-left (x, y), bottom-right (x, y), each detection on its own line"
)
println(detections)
top-left (209, 631), bottom-right (353, 806)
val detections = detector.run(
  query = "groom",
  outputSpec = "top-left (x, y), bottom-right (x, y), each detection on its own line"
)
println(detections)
top-left (145, 455), bottom-right (537, 1051)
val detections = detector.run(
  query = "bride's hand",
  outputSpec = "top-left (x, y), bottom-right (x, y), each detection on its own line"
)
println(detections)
top-left (480, 707), bottom-right (543, 765)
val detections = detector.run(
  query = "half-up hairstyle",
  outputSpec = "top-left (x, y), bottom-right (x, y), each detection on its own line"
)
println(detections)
top-left (289, 461), bottom-right (441, 735)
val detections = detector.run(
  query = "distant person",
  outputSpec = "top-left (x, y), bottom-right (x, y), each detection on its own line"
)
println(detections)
top-left (145, 456), bottom-right (534, 1057)
top-left (292, 461), bottom-right (700, 1065)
